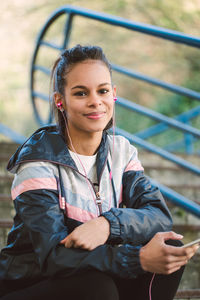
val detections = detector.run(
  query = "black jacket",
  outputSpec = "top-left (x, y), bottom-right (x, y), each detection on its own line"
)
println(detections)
top-left (0, 126), bottom-right (172, 281)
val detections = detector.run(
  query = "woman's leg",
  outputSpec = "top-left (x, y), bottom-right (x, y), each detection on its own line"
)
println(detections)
top-left (114, 239), bottom-right (185, 300)
top-left (0, 270), bottom-right (119, 300)
top-left (114, 266), bottom-right (184, 300)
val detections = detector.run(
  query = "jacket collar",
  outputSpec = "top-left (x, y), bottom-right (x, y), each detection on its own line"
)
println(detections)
top-left (7, 125), bottom-right (109, 179)
top-left (96, 132), bottom-right (109, 183)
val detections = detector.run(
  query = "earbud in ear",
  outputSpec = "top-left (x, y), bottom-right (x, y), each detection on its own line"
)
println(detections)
top-left (56, 102), bottom-right (64, 112)
top-left (114, 97), bottom-right (117, 102)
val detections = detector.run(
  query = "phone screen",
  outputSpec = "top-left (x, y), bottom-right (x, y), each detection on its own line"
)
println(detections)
top-left (181, 238), bottom-right (200, 248)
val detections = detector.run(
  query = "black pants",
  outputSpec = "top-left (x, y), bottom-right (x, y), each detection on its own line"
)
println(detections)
top-left (0, 266), bottom-right (184, 300)
top-left (0, 241), bottom-right (184, 300)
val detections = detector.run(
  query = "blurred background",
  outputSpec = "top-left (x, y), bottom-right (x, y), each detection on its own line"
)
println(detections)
top-left (0, 0), bottom-right (200, 141)
top-left (0, 1), bottom-right (200, 294)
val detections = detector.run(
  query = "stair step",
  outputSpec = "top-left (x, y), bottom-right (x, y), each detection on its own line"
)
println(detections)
top-left (0, 142), bottom-right (19, 154)
top-left (140, 151), bottom-right (200, 168)
top-left (0, 194), bottom-right (11, 202)
top-left (0, 154), bottom-right (11, 162)
top-left (0, 175), bottom-right (13, 182)
top-left (173, 224), bottom-right (200, 233)
top-left (175, 289), bottom-right (200, 299)
top-left (0, 219), bottom-right (13, 228)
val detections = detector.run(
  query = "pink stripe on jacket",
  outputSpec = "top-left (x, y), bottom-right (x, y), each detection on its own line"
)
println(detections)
top-left (11, 177), bottom-right (57, 200)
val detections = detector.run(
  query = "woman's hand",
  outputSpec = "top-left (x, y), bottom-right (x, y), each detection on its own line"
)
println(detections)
top-left (140, 231), bottom-right (199, 275)
top-left (60, 216), bottom-right (110, 250)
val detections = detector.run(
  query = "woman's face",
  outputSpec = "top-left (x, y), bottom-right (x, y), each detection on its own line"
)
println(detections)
top-left (62, 60), bottom-right (116, 137)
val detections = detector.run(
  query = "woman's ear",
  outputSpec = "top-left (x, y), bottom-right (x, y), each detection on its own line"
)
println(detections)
top-left (54, 92), bottom-right (65, 111)
top-left (54, 92), bottom-right (62, 106)
top-left (112, 85), bottom-right (117, 99)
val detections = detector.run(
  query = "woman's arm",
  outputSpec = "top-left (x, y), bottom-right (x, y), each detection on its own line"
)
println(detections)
top-left (15, 188), bottom-right (144, 279)
top-left (11, 163), bottom-right (145, 279)
top-left (102, 157), bottom-right (172, 246)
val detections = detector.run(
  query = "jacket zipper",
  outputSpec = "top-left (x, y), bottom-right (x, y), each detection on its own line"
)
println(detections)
top-left (92, 151), bottom-right (109, 216)
top-left (13, 158), bottom-right (108, 216)
top-left (95, 191), bottom-right (102, 215)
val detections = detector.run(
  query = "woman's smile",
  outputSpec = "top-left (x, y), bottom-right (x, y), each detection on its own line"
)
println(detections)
top-left (84, 111), bottom-right (106, 119)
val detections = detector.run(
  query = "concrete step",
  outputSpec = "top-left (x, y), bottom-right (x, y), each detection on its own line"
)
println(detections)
top-left (166, 184), bottom-right (200, 203)
top-left (175, 289), bottom-right (200, 299)
top-left (0, 194), bottom-right (14, 220)
top-left (178, 252), bottom-right (200, 292)
top-left (139, 151), bottom-right (200, 168)
top-left (0, 175), bottom-right (13, 194)
top-left (140, 152), bottom-right (200, 198)
top-left (0, 142), bottom-right (19, 155)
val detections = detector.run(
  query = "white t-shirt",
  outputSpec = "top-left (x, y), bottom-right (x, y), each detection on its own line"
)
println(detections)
top-left (69, 149), bottom-right (97, 184)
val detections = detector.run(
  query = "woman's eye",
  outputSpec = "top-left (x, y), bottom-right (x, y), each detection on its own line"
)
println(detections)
top-left (74, 91), bottom-right (87, 96)
top-left (99, 89), bottom-right (109, 94)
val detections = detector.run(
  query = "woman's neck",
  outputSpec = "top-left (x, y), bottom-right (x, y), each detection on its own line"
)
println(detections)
top-left (66, 129), bottom-right (103, 156)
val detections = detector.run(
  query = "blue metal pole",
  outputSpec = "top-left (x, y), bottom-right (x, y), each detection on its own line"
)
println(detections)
top-left (0, 124), bottom-right (26, 144)
top-left (52, 5), bottom-right (200, 48)
top-left (112, 64), bottom-right (200, 101)
top-left (117, 97), bottom-right (200, 138)
top-left (115, 127), bottom-right (200, 176)
top-left (150, 178), bottom-right (200, 218)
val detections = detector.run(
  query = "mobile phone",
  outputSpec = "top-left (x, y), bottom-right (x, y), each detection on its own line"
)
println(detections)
top-left (181, 238), bottom-right (200, 248)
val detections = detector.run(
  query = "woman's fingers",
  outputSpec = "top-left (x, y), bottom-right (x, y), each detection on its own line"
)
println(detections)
top-left (164, 243), bottom-right (199, 260)
top-left (140, 231), bottom-right (199, 274)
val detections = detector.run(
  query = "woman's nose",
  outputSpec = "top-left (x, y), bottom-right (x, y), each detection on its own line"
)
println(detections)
top-left (88, 93), bottom-right (102, 106)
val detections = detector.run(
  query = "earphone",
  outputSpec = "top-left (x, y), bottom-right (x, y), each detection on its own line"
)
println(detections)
top-left (56, 97), bottom-right (117, 215)
top-left (56, 102), bottom-right (64, 112)
top-left (149, 273), bottom-right (155, 300)
top-left (56, 97), bottom-right (155, 299)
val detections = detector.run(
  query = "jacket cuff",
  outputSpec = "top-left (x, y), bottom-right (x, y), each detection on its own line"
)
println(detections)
top-left (117, 244), bottom-right (146, 278)
top-left (101, 210), bottom-right (123, 243)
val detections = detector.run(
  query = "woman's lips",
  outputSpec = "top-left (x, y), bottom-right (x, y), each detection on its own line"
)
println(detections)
top-left (84, 112), bottom-right (105, 119)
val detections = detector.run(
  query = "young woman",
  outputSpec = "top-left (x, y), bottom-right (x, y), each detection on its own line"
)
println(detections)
top-left (0, 45), bottom-right (198, 300)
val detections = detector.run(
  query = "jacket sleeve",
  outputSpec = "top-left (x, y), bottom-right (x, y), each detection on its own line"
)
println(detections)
top-left (12, 163), bottom-right (145, 279)
top-left (102, 147), bottom-right (173, 245)
top-left (14, 189), bottom-right (145, 279)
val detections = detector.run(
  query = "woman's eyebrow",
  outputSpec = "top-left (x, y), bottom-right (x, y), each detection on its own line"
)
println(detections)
top-left (71, 85), bottom-right (86, 90)
top-left (98, 82), bottom-right (111, 87)
top-left (71, 83), bottom-right (111, 90)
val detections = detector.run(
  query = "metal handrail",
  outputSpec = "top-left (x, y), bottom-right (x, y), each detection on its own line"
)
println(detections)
top-left (117, 97), bottom-right (200, 138)
top-left (136, 106), bottom-right (200, 140)
top-left (29, 5), bottom-right (200, 218)
top-left (42, 5), bottom-right (200, 48)
top-left (31, 5), bottom-right (200, 124)
top-left (112, 64), bottom-right (200, 101)
top-left (150, 179), bottom-right (200, 218)
top-left (114, 127), bottom-right (200, 218)
top-left (0, 124), bottom-right (26, 144)
top-left (115, 127), bottom-right (200, 176)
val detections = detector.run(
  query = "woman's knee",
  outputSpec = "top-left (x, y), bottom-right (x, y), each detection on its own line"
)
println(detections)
top-left (80, 270), bottom-right (119, 300)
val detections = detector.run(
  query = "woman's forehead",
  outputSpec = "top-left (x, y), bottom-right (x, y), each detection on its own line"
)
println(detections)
top-left (66, 60), bottom-right (112, 87)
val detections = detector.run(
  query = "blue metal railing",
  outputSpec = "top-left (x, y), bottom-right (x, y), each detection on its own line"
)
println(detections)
top-left (30, 6), bottom-right (200, 145)
top-left (0, 124), bottom-right (26, 144)
top-left (112, 63), bottom-right (200, 101)
top-left (117, 97), bottom-right (200, 139)
top-left (136, 106), bottom-right (200, 154)
top-left (29, 5), bottom-right (200, 217)
top-left (0, 5), bottom-right (198, 217)
top-left (115, 127), bottom-right (200, 176)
